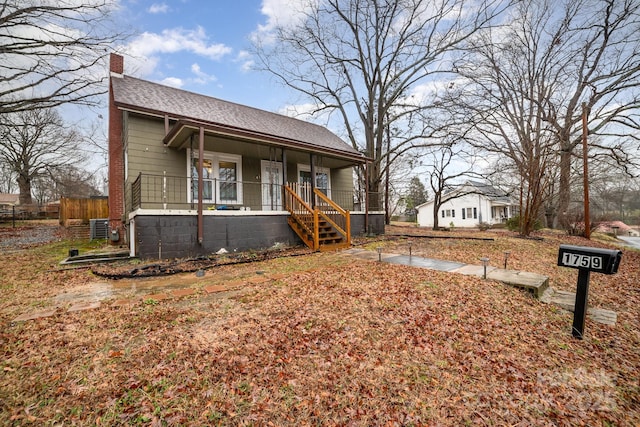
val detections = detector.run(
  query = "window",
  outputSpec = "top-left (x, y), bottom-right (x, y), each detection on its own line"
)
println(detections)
top-left (442, 209), bottom-right (456, 218)
top-left (218, 161), bottom-right (237, 202)
top-left (465, 207), bottom-right (473, 219)
top-left (188, 151), bottom-right (242, 204)
top-left (297, 164), bottom-right (331, 197)
top-left (190, 158), bottom-right (213, 201)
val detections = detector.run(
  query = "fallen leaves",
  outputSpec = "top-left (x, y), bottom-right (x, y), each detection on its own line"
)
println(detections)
top-left (0, 224), bottom-right (638, 425)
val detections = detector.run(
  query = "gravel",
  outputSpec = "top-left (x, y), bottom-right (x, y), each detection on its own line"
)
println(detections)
top-left (0, 224), bottom-right (63, 250)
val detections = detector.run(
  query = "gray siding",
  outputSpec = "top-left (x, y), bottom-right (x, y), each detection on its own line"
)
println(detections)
top-left (125, 114), bottom-right (186, 213)
top-left (330, 167), bottom-right (353, 193)
top-left (123, 114), bottom-right (359, 213)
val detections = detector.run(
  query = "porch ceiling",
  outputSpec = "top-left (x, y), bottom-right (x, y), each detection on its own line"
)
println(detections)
top-left (164, 119), bottom-right (366, 167)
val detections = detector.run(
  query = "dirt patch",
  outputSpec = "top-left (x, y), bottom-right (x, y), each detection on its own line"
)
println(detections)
top-left (90, 246), bottom-right (313, 279)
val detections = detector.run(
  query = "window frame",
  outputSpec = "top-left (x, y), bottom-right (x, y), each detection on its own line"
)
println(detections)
top-left (186, 150), bottom-right (243, 205)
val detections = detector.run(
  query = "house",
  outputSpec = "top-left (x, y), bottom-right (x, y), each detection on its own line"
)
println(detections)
top-left (416, 180), bottom-right (517, 228)
top-left (107, 54), bottom-right (384, 259)
top-left (0, 193), bottom-right (19, 216)
top-left (0, 193), bottom-right (19, 208)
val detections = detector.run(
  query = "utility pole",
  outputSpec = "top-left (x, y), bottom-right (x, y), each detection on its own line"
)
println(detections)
top-left (582, 102), bottom-right (591, 239)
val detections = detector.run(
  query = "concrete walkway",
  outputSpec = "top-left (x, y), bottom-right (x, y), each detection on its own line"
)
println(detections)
top-left (343, 248), bottom-right (616, 326)
top-left (618, 236), bottom-right (640, 250)
top-left (11, 248), bottom-right (617, 327)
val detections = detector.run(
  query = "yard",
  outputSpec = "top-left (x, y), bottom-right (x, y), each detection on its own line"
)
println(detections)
top-left (0, 223), bottom-right (638, 426)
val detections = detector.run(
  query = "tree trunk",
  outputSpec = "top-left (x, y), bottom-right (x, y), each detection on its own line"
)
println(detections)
top-left (17, 174), bottom-right (33, 205)
top-left (367, 160), bottom-right (382, 212)
top-left (432, 196), bottom-right (441, 230)
top-left (557, 148), bottom-right (573, 229)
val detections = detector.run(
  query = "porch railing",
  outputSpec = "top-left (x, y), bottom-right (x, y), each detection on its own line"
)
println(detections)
top-left (283, 185), bottom-right (318, 250)
top-left (313, 187), bottom-right (351, 248)
top-left (129, 173), bottom-right (381, 213)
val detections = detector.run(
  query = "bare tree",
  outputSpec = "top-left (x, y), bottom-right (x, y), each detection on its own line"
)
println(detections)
top-left (31, 165), bottom-right (102, 204)
top-left (426, 141), bottom-right (479, 230)
top-left (0, 0), bottom-right (126, 114)
top-left (0, 162), bottom-right (16, 193)
top-left (0, 108), bottom-right (85, 204)
top-left (253, 0), bottom-right (510, 211)
top-left (458, 0), bottom-right (640, 232)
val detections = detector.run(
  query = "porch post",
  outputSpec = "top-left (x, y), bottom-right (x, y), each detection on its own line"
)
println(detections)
top-left (310, 153), bottom-right (316, 209)
top-left (282, 148), bottom-right (287, 208)
top-left (197, 127), bottom-right (204, 244)
top-left (365, 161), bottom-right (369, 234)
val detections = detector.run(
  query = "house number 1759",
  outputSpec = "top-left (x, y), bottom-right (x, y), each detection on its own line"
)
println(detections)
top-left (560, 252), bottom-right (602, 270)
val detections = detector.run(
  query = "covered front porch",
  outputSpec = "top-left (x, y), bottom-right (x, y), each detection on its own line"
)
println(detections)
top-left (124, 119), bottom-right (384, 258)
top-left (127, 174), bottom-right (384, 259)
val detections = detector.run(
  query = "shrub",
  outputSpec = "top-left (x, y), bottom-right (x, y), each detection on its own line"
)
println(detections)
top-left (477, 222), bottom-right (491, 231)
top-left (506, 215), bottom-right (542, 232)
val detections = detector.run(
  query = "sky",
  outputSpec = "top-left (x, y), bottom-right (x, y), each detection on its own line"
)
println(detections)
top-left (114, 0), bottom-right (293, 113)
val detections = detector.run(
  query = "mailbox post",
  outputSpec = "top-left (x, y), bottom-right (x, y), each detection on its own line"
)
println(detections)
top-left (557, 245), bottom-right (622, 339)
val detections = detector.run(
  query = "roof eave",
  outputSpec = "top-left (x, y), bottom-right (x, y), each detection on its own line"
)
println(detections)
top-left (164, 118), bottom-right (367, 163)
top-left (114, 101), bottom-right (368, 163)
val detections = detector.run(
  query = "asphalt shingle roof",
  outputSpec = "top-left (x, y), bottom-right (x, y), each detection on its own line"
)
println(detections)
top-left (111, 75), bottom-right (362, 159)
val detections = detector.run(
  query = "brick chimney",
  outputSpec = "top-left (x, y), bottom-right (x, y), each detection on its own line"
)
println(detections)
top-left (109, 52), bottom-right (124, 75)
top-left (108, 53), bottom-right (124, 242)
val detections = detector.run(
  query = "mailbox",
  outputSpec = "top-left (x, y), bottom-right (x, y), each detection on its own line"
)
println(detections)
top-left (557, 245), bottom-right (622, 275)
top-left (557, 244), bottom-right (623, 339)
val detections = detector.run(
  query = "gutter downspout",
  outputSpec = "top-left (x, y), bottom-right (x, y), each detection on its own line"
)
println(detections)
top-left (198, 127), bottom-right (204, 244)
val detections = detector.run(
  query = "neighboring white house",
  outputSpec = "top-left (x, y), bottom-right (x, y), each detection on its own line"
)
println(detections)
top-left (416, 180), bottom-right (518, 228)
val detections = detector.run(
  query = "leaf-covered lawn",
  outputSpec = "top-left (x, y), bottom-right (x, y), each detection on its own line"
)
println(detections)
top-left (1, 225), bottom-right (638, 425)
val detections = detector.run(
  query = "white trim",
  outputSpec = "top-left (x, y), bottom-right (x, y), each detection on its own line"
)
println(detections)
top-left (128, 208), bottom-right (384, 220)
top-left (129, 218), bottom-right (136, 257)
top-left (297, 163), bottom-right (331, 196)
top-left (260, 160), bottom-right (283, 210)
top-left (186, 149), bottom-right (243, 205)
top-left (129, 208), bottom-right (290, 219)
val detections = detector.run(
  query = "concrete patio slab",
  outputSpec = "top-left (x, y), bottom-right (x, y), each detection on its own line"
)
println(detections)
top-left (451, 264), bottom-right (497, 276)
top-left (486, 269), bottom-right (549, 298)
top-left (383, 255), bottom-right (466, 272)
top-left (542, 289), bottom-right (617, 325)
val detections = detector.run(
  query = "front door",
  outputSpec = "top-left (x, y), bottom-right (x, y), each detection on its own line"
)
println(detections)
top-left (261, 160), bottom-right (283, 210)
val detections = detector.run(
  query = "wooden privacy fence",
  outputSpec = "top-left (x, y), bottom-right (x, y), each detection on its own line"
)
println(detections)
top-left (59, 197), bottom-right (108, 224)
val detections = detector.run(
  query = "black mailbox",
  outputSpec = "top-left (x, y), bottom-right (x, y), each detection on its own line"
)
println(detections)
top-left (557, 245), bottom-right (622, 275)
top-left (557, 244), bottom-right (623, 339)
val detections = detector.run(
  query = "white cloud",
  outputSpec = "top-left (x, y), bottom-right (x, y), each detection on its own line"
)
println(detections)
top-left (121, 26), bottom-right (232, 77)
top-left (279, 102), bottom-right (318, 118)
top-left (235, 50), bottom-right (254, 72)
top-left (190, 63), bottom-right (217, 84)
top-left (252, 0), bottom-right (316, 44)
top-left (159, 77), bottom-right (183, 88)
top-left (148, 3), bottom-right (169, 14)
top-left (127, 26), bottom-right (231, 60)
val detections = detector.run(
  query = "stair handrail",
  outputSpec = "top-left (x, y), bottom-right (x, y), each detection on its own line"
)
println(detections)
top-left (284, 185), bottom-right (315, 237)
top-left (314, 188), bottom-right (351, 246)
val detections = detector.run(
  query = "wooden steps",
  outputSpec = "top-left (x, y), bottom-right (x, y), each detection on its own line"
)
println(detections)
top-left (284, 185), bottom-right (351, 252)
top-left (288, 215), bottom-right (348, 251)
